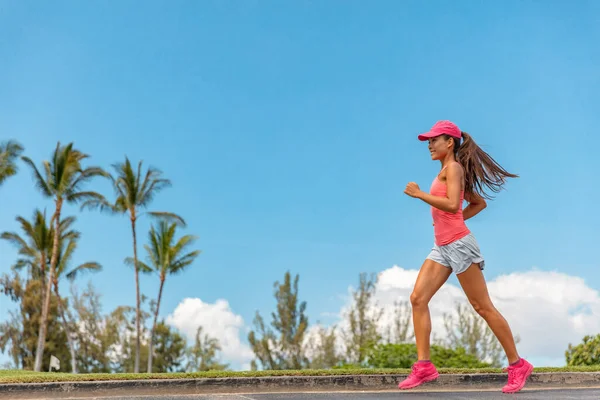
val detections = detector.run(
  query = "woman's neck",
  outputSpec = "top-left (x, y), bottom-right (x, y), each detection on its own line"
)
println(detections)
top-left (440, 153), bottom-right (456, 169)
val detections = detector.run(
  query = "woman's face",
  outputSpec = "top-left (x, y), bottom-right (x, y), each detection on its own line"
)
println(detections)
top-left (427, 135), bottom-right (453, 160)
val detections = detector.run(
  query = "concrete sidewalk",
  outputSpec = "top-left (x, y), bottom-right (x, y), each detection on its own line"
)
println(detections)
top-left (57, 388), bottom-right (600, 400)
top-left (2, 372), bottom-right (600, 399)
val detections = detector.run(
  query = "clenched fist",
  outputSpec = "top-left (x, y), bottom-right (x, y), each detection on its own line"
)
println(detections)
top-left (404, 182), bottom-right (422, 198)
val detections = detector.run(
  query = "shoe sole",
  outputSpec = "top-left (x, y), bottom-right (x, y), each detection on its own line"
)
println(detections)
top-left (398, 372), bottom-right (440, 390)
top-left (502, 363), bottom-right (534, 394)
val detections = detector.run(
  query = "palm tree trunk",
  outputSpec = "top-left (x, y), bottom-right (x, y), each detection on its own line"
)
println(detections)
top-left (131, 213), bottom-right (141, 374)
top-left (147, 277), bottom-right (165, 373)
top-left (55, 285), bottom-right (78, 373)
top-left (34, 199), bottom-right (62, 372)
top-left (39, 252), bottom-right (48, 302)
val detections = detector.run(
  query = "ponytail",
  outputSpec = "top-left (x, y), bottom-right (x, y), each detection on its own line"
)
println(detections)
top-left (454, 132), bottom-right (518, 199)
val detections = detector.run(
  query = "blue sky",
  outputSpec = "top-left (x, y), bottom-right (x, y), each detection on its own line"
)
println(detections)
top-left (1, 0), bottom-right (600, 369)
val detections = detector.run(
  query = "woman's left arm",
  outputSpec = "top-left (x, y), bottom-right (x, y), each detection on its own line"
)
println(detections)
top-left (463, 191), bottom-right (487, 220)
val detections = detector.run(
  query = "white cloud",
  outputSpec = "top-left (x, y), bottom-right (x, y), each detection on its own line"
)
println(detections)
top-left (166, 298), bottom-right (254, 368)
top-left (485, 270), bottom-right (600, 364)
top-left (329, 265), bottom-right (600, 367)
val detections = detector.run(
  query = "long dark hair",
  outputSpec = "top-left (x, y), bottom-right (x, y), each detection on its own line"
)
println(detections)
top-left (444, 132), bottom-right (518, 199)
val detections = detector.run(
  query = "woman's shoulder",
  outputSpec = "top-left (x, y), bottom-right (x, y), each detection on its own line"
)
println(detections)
top-left (446, 161), bottom-right (464, 174)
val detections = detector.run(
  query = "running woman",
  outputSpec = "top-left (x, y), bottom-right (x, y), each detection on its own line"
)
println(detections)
top-left (400, 120), bottom-right (533, 394)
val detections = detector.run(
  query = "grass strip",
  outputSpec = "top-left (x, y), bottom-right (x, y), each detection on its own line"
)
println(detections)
top-left (1, 366), bottom-right (599, 384)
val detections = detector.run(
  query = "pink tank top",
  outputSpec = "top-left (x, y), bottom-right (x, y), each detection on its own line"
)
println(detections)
top-left (430, 167), bottom-right (470, 246)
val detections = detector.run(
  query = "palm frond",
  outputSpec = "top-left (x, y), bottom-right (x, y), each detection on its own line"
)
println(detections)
top-left (68, 166), bottom-right (109, 194)
top-left (147, 211), bottom-right (186, 227)
top-left (172, 234), bottom-right (198, 255)
top-left (137, 176), bottom-right (171, 208)
top-left (0, 140), bottom-right (24, 185)
top-left (0, 232), bottom-right (31, 253)
top-left (59, 228), bottom-right (80, 243)
top-left (65, 191), bottom-right (106, 204)
top-left (81, 166), bottom-right (109, 177)
top-left (13, 258), bottom-right (37, 273)
top-left (135, 159), bottom-right (142, 194)
top-left (113, 196), bottom-right (128, 213)
top-left (65, 262), bottom-right (102, 281)
top-left (113, 158), bottom-right (138, 206)
top-left (54, 143), bottom-right (75, 194)
top-left (79, 196), bottom-right (119, 214)
top-left (21, 156), bottom-right (53, 197)
top-left (58, 215), bottom-right (78, 233)
top-left (0, 140), bottom-right (24, 155)
top-left (144, 230), bottom-right (162, 272)
top-left (137, 167), bottom-right (156, 203)
top-left (113, 177), bottom-right (133, 210)
top-left (15, 215), bottom-right (35, 236)
top-left (170, 250), bottom-right (201, 275)
top-left (56, 239), bottom-right (78, 278)
top-left (124, 257), bottom-right (153, 273)
top-left (43, 160), bottom-right (56, 192)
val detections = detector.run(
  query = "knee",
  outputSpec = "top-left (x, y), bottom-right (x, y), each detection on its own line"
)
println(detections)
top-left (410, 291), bottom-right (429, 309)
top-left (470, 301), bottom-right (495, 319)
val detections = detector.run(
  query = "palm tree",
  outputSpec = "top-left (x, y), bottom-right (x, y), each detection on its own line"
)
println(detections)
top-left (131, 221), bottom-right (199, 372)
top-left (53, 233), bottom-right (102, 373)
top-left (0, 140), bottom-right (24, 186)
top-left (22, 142), bottom-right (107, 372)
top-left (1, 209), bottom-right (80, 371)
top-left (82, 157), bottom-right (184, 373)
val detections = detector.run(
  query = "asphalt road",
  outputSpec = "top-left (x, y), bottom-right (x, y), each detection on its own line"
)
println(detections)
top-left (61, 388), bottom-right (600, 400)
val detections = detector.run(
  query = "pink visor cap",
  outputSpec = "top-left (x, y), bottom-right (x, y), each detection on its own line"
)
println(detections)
top-left (417, 120), bottom-right (462, 141)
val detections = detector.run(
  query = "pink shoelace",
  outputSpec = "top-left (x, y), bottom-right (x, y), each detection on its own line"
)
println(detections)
top-left (503, 366), bottom-right (517, 383)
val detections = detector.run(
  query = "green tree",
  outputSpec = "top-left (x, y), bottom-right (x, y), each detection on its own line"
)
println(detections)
top-left (151, 321), bottom-right (188, 373)
top-left (0, 273), bottom-right (26, 368)
top-left (131, 221), bottom-right (200, 372)
top-left (0, 140), bottom-right (24, 186)
top-left (566, 334), bottom-right (600, 366)
top-left (342, 273), bottom-right (382, 366)
top-left (0, 273), bottom-right (71, 371)
top-left (367, 343), bottom-right (491, 369)
top-left (0, 310), bottom-right (22, 369)
top-left (384, 300), bottom-right (413, 344)
top-left (70, 282), bottom-right (119, 373)
top-left (306, 325), bottom-right (342, 369)
top-left (108, 303), bottom-right (150, 373)
top-left (82, 157), bottom-right (183, 373)
top-left (106, 299), bottom-right (188, 373)
top-left (248, 271), bottom-right (309, 370)
top-left (443, 302), bottom-right (517, 368)
top-left (22, 142), bottom-right (107, 371)
top-left (186, 326), bottom-right (228, 372)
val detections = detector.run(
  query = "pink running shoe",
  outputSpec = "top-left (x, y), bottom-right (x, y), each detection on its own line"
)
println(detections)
top-left (502, 358), bottom-right (533, 393)
top-left (398, 361), bottom-right (439, 390)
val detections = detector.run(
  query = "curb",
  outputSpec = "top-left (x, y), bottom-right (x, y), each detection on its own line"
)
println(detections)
top-left (2, 372), bottom-right (600, 399)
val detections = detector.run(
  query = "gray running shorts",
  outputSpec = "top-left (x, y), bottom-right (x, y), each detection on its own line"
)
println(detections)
top-left (426, 233), bottom-right (485, 275)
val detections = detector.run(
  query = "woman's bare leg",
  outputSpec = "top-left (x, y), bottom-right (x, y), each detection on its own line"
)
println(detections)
top-left (456, 264), bottom-right (519, 364)
top-left (410, 259), bottom-right (452, 360)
